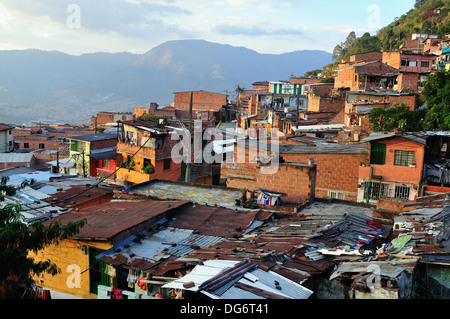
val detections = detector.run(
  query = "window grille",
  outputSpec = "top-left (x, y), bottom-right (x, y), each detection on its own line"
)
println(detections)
top-left (394, 150), bottom-right (415, 166)
top-left (394, 185), bottom-right (410, 200)
top-left (363, 182), bottom-right (390, 200)
top-left (328, 191), bottom-right (347, 200)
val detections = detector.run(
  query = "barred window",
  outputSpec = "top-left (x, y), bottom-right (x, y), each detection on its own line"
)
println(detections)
top-left (394, 150), bottom-right (415, 166)
top-left (394, 185), bottom-right (410, 200)
top-left (363, 182), bottom-right (390, 200)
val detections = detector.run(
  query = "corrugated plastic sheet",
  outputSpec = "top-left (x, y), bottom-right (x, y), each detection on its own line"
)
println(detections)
top-left (164, 260), bottom-right (313, 299)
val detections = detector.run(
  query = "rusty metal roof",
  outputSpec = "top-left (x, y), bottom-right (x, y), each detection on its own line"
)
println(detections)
top-left (169, 205), bottom-right (267, 238)
top-left (48, 200), bottom-right (189, 242)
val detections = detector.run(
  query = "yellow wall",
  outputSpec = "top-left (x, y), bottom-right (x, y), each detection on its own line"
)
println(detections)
top-left (30, 239), bottom-right (112, 299)
top-left (70, 140), bottom-right (91, 175)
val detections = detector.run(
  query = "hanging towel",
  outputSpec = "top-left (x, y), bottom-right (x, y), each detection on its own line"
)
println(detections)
top-left (127, 269), bottom-right (138, 288)
top-left (137, 278), bottom-right (147, 291)
top-left (110, 288), bottom-right (123, 300)
top-left (105, 265), bottom-right (116, 277)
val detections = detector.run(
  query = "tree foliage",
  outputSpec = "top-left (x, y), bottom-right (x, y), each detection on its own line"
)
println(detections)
top-left (422, 70), bottom-right (450, 131)
top-left (368, 105), bottom-right (426, 132)
top-left (0, 177), bottom-right (87, 299)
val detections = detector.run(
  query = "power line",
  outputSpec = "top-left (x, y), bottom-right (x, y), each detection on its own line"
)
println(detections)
top-left (18, 122), bottom-right (158, 214)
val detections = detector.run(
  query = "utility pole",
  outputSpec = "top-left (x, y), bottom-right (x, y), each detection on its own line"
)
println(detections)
top-left (296, 86), bottom-right (300, 133)
top-left (56, 151), bottom-right (60, 174)
top-left (82, 150), bottom-right (86, 178)
top-left (185, 91), bottom-right (193, 183)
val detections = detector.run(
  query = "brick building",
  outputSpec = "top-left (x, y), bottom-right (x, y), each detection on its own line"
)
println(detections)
top-left (221, 139), bottom-right (367, 203)
top-left (91, 112), bottom-right (135, 128)
top-left (0, 153), bottom-right (36, 169)
top-left (358, 132), bottom-right (426, 204)
top-left (173, 90), bottom-right (227, 112)
top-left (14, 134), bottom-right (61, 152)
top-left (344, 91), bottom-right (417, 132)
top-left (116, 120), bottom-right (184, 186)
top-left (382, 51), bottom-right (436, 93)
top-left (221, 141), bottom-right (317, 205)
top-left (334, 60), bottom-right (400, 92)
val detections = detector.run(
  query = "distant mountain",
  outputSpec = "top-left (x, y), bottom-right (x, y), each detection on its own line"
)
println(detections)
top-left (0, 40), bottom-right (332, 126)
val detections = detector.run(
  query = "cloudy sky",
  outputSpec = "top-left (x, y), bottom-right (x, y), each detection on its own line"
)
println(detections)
top-left (0, 0), bottom-right (416, 55)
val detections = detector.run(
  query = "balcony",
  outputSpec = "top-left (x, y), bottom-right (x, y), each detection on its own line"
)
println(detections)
top-left (358, 164), bottom-right (422, 184)
top-left (117, 142), bottom-right (155, 159)
top-left (116, 168), bottom-right (151, 185)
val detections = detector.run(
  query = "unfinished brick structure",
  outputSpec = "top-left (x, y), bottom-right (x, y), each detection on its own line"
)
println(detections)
top-left (91, 112), bottom-right (135, 127)
top-left (221, 143), bottom-right (316, 205)
top-left (173, 90), bottom-right (227, 112)
top-left (221, 140), bottom-right (366, 203)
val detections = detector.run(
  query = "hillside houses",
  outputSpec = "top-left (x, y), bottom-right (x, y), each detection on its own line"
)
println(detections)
top-left (2, 32), bottom-right (450, 302)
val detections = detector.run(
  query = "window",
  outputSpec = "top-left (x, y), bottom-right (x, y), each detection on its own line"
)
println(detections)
top-left (163, 159), bottom-right (171, 170)
top-left (24, 143), bottom-right (29, 149)
top-left (363, 182), bottom-right (390, 200)
top-left (39, 143), bottom-right (45, 149)
top-left (401, 59), bottom-right (407, 66)
top-left (421, 61), bottom-right (430, 68)
top-left (328, 191), bottom-right (347, 200)
top-left (394, 150), bottom-right (415, 166)
top-left (370, 143), bottom-right (386, 165)
top-left (394, 185), bottom-right (410, 200)
top-left (102, 159), bottom-right (109, 168)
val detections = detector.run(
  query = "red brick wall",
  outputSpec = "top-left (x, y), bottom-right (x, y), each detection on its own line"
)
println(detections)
top-left (93, 113), bottom-right (134, 127)
top-left (0, 158), bottom-right (36, 169)
top-left (382, 52), bottom-right (401, 69)
top-left (174, 91), bottom-right (227, 111)
top-left (350, 52), bottom-right (382, 63)
top-left (15, 135), bottom-right (61, 151)
top-left (281, 152), bottom-right (364, 201)
top-left (389, 93), bottom-right (417, 109)
top-left (90, 138), bottom-right (117, 151)
top-left (334, 65), bottom-right (356, 90)
top-left (290, 77), bottom-right (321, 85)
top-left (308, 95), bottom-right (345, 113)
top-left (397, 73), bottom-right (420, 93)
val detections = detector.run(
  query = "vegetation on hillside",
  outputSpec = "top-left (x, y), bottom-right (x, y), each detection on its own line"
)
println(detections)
top-left (306, 0), bottom-right (450, 77)
top-left (377, 0), bottom-right (450, 51)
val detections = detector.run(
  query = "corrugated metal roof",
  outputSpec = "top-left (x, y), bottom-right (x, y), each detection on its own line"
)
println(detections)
top-left (47, 200), bottom-right (190, 241)
top-left (131, 181), bottom-right (245, 210)
top-left (163, 260), bottom-right (313, 299)
top-left (69, 133), bottom-right (117, 142)
top-left (97, 227), bottom-right (225, 269)
top-left (0, 153), bottom-right (34, 163)
top-left (165, 233), bottom-right (225, 257)
top-left (360, 132), bottom-right (426, 145)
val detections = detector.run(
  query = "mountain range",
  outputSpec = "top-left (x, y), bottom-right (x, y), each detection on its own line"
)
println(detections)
top-left (0, 39), bottom-right (332, 126)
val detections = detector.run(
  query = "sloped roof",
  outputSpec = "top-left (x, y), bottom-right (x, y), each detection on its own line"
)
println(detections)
top-left (0, 153), bottom-right (34, 163)
top-left (45, 200), bottom-right (190, 242)
top-left (360, 132), bottom-right (427, 145)
top-left (69, 133), bottom-right (117, 142)
top-left (354, 61), bottom-right (399, 76)
top-left (0, 123), bottom-right (14, 131)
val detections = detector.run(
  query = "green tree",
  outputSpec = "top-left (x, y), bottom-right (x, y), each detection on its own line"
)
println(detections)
top-left (422, 70), bottom-right (450, 130)
top-left (369, 105), bottom-right (426, 132)
top-left (0, 177), bottom-right (87, 299)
